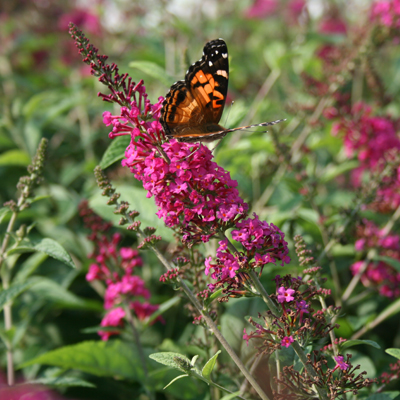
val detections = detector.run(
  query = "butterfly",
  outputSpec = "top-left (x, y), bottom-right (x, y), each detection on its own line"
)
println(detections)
top-left (160, 38), bottom-right (284, 143)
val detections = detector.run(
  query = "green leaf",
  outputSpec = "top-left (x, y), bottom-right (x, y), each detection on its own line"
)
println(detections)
top-left (220, 391), bottom-right (242, 400)
top-left (296, 208), bottom-right (319, 224)
top-left (129, 61), bottom-right (175, 87)
top-left (163, 374), bottom-right (189, 390)
top-left (0, 279), bottom-right (39, 311)
top-left (144, 296), bottom-right (181, 326)
top-left (81, 325), bottom-right (123, 334)
top-left (373, 255), bottom-right (400, 273)
top-left (204, 288), bottom-right (224, 307)
top-left (9, 238), bottom-right (75, 269)
top-left (320, 160), bottom-right (359, 183)
top-left (366, 393), bottom-right (400, 400)
top-left (340, 339), bottom-right (380, 350)
top-left (0, 149), bottom-right (30, 166)
top-left (386, 348), bottom-right (400, 360)
top-left (0, 207), bottom-right (10, 224)
top-left (26, 376), bottom-right (95, 388)
top-left (149, 352), bottom-right (192, 373)
top-left (34, 238), bottom-right (75, 269)
top-left (20, 340), bottom-right (146, 381)
top-left (99, 135), bottom-right (131, 169)
top-left (27, 278), bottom-right (102, 311)
top-left (13, 252), bottom-right (48, 283)
top-left (201, 351), bottom-right (221, 380)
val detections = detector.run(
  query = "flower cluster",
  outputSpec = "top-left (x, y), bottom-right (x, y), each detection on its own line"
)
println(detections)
top-left (371, 0), bottom-right (400, 29)
top-left (205, 214), bottom-right (289, 293)
top-left (380, 359), bottom-right (400, 384)
top-left (122, 139), bottom-right (249, 242)
top-left (274, 352), bottom-right (373, 400)
top-left (332, 102), bottom-right (400, 211)
top-left (79, 201), bottom-right (158, 340)
top-left (243, 274), bottom-right (339, 353)
top-left (244, 0), bottom-right (306, 24)
top-left (351, 219), bottom-right (400, 298)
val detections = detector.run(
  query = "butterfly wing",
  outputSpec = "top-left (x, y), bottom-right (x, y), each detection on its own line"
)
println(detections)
top-left (185, 38), bottom-right (229, 124)
top-left (160, 80), bottom-right (202, 137)
top-left (160, 39), bottom-right (229, 139)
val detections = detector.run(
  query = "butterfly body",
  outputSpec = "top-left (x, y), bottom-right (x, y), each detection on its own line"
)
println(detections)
top-left (160, 39), bottom-right (283, 143)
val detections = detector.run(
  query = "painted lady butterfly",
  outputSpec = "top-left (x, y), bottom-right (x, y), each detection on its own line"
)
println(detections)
top-left (160, 38), bottom-right (284, 143)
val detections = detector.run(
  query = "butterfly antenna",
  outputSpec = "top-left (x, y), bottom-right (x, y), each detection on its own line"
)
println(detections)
top-left (224, 101), bottom-right (234, 127)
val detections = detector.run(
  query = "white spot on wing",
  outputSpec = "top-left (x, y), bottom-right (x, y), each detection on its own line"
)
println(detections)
top-left (215, 50), bottom-right (218, 54)
top-left (216, 70), bottom-right (228, 78)
top-left (209, 61), bottom-right (213, 66)
top-left (222, 53), bottom-right (228, 58)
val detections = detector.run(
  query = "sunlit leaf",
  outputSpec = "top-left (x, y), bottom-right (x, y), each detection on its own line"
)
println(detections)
top-left (20, 340), bottom-right (146, 381)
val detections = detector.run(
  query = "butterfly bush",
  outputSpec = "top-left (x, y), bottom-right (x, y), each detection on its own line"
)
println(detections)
top-left (371, 0), bottom-right (400, 29)
top-left (351, 219), bottom-right (400, 298)
top-left (79, 201), bottom-right (159, 340)
top-left (69, 23), bottom-right (290, 283)
top-left (205, 214), bottom-right (289, 291)
top-left (240, 237), bottom-right (374, 398)
top-left (332, 102), bottom-right (400, 211)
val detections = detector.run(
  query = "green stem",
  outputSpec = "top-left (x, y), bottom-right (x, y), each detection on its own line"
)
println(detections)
top-left (291, 341), bottom-right (328, 400)
top-left (143, 240), bottom-right (270, 400)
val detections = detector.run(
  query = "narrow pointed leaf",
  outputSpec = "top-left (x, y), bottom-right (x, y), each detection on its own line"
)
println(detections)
top-left (0, 278), bottom-right (40, 311)
top-left (149, 352), bottom-right (192, 372)
top-left (26, 377), bottom-right (95, 388)
top-left (386, 348), bottom-right (400, 360)
top-left (163, 374), bottom-right (189, 390)
top-left (99, 135), bottom-right (130, 169)
top-left (201, 351), bottom-right (221, 380)
top-left (220, 391), bottom-right (242, 400)
top-left (0, 207), bottom-right (10, 224)
top-left (8, 239), bottom-right (75, 269)
top-left (340, 339), bottom-right (380, 350)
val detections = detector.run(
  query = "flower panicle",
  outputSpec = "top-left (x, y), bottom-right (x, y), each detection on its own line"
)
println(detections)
top-left (5, 138), bottom-right (48, 214)
top-left (81, 200), bottom-right (159, 340)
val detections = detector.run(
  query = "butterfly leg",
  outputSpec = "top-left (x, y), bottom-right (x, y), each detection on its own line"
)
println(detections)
top-left (178, 143), bottom-right (203, 161)
top-left (210, 138), bottom-right (224, 153)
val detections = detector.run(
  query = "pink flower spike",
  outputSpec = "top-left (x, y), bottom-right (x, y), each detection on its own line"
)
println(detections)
top-left (277, 286), bottom-right (296, 303)
top-left (281, 336), bottom-right (294, 348)
top-left (334, 355), bottom-right (349, 371)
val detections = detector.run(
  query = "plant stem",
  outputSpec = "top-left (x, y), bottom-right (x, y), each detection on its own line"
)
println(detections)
top-left (291, 341), bottom-right (328, 400)
top-left (148, 242), bottom-right (271, 400)
top-left (0, 210), bottom-right (20, 386)
top-left (123, 302), bottom-right (148, 376)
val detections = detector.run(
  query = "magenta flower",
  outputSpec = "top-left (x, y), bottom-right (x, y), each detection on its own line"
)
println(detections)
top-left (334, 355), bottom-right (349, 371)
top-left (296, 300), bottom-right (309, 323)
top-left (245, 0), bottom-right (278, 19)
top-left (281, 336), bottom-right (294, 348)
top-left (333, 103), bottom-right (400, 211)
top-left (205, 218), bottom-right (290, 293)
top-left (79, 201), bottom-right (159, 340)
top-left (243, 328), bottom-right (251, 346)
top-left (99, 307), bottom-right (126, 341)
top-left (277, 286), bottom-right (296, 303)
top-left (351, 219), bottom-right (400, 299)
top-left (371, 0), bottom-right (400, 28)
